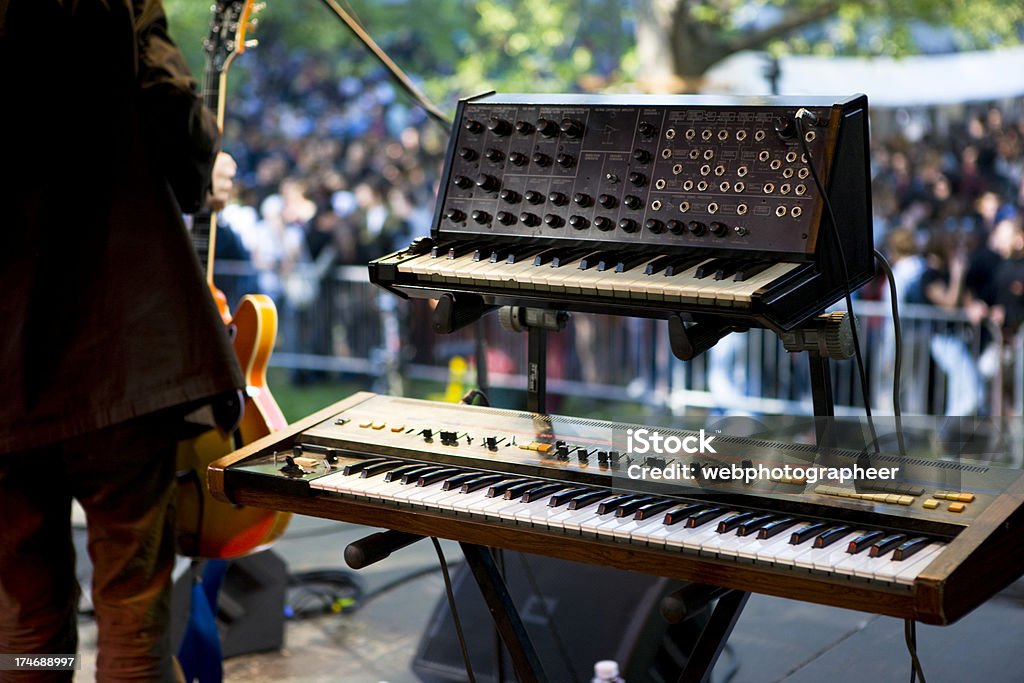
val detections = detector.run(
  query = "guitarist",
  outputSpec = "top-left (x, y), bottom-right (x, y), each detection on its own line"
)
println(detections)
top-left (0, 1), bottom-right (242, 680)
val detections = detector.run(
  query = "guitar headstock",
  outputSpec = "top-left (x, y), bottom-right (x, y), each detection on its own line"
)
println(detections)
top-left (203, 0), bottom-right (263, 75)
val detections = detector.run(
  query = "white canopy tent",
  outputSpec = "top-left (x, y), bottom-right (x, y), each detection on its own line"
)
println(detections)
top-left (703, 47), bottom-right (1024, 107)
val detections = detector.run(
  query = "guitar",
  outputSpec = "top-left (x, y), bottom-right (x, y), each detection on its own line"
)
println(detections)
top-left (176, 0), bottom-right (291, 559)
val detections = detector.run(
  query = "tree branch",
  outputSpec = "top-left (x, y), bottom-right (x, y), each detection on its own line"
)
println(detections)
top-left (725, 1), bottom-right (843, 53)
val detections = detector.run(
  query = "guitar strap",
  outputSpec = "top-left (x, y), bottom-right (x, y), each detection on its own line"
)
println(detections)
top-left (177, 559), bottom-right (229, 683)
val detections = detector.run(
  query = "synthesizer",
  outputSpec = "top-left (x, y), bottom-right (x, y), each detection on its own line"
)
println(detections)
top-left (210, 392), bottom-right (1024, 625)
top-left (370, 93), bottom-right (873, 332)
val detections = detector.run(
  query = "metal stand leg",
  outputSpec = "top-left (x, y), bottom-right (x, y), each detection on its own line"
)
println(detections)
top-left (677, 590), bottom-right (750, 683)
top-left (527, 326), bottom-right (547, 414)
top-left (460, 543), bottom-right (547, 682)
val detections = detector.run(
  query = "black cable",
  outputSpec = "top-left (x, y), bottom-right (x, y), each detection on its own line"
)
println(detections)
top-left (904, 619), bottom-right (927, 683)
top-left (314, 0), bottom-right (452, 133)
top-left (432, 537), bottom-right (477, 683)
top-left (514, 553), bottom-right (582, 683)
top-left (874, 249), bottom-right (908, 455)
top-left (795, 113), bottom-right (879, 453)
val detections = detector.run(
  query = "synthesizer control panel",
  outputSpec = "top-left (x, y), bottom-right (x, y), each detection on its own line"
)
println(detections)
top-left (435, 93), bottom-right (868, 258)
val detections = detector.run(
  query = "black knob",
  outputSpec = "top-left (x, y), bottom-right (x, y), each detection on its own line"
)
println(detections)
top-left (509, 151), bottom-right (529, 166)
top-left (710, 221), bottom-right (728, 237)
top-left (628, 171), bottom-right (647, 187)
top-left (594, 216), bottom-right (614, 231)
top-left (458, 147), bottom-right (478, 161)
top-left (774, 116), bottom-right (798, 140)
top-left (422, 428), bottom-right (434, 441)
top-left (623, 195), bottom-right (642, 210)
top-left (453, 175), bottom-right (472, 189)
top-left (598, 193), bottom-right (617, 209)
top-left (537, 118), bottom-right (560, 137)
top-left (499, 189), bottom-right (521, 204)
top-left (484, 148), bottom-right (504, 163)
top-left (560, 118), bottom-right (584, 138)
top-left (556, 445), bottom-right (570, 460)
top-left (638, 121), bottom-right (657, 138)
top-left (464, 119), bottom-right (484, 134)
top-left (556, 153), bottom-right (575, 168)
top-left (444, 208), bottom-right (466, 222)
top-left (667, 219), bottom-right (686, 235)
top-left (577, 449), bottom-right (589, 464)
top-left (632, 148), bottom-right (652, 164)
top-left (475, 174), bottom-right (500, 192)
top-left (618, 218), bottom-right (639, 233)
top-left (646, 218), bottom-right (665, 234)
top-left (548, 191), bottom-right (568, 206)
top-left (573, 192), bottom-right (593, 207)
top-left (544, 214), bottom-right (564, 228)
top-left (524, 190), bottom-right (545, 205)
top-left (568, 215), bottom-right (589, 230)
top-left (487, 117), bottom-right (512, 136)
top-left (471, 209), bottom-right (491, 224)
top-left (514, 120), bottom-right (534, 135)
top-left (496, 211), bottom-right (517, 225)
top-left (688, 220), bottom-right (707, 236)
top-left (531, 152), bottom-right (552, 167)
top-left (485, 436), bottom-right (499, 451)
top-left (519, 212), bottom-right (541, 227)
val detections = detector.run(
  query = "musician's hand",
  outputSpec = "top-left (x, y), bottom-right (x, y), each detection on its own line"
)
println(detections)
top-left (207, 152), bottom-right (237, 212)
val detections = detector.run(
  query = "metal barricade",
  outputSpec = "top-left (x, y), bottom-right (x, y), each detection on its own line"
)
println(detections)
top-left (214, 262), bottom-right (1011, 417)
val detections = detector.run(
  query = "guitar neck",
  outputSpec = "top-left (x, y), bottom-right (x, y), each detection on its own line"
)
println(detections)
top-left (193, 59), bottom-right (230, 281)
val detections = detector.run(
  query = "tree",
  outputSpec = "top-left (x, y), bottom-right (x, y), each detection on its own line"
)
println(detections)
top-left (634, 0), bottom-right (1024, 92)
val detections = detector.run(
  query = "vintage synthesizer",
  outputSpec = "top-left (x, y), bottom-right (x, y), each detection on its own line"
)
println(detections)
top-left (210, 392), bottom-right (1024, 625)
top-left (370, 93), bottom-right (873, 331)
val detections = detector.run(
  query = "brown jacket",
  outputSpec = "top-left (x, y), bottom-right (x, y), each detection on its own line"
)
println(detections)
top-left (0, 0), bottom-right (243, 453)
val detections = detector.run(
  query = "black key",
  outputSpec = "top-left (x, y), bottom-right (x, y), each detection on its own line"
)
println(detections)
top-left (847, 530), bottom-right (885, 554)
top-left (758, 517), bottom-right (798, 539)
top-left (613, 496), bottom-right (660, 518)
top-left (663, 255), bottom-right (706, 277)
top-left (614, 252), bottom-right (652, 273)
top-left (487, 246), bottom-right (514, 263)
top-left (431, 240), bottom-right (467, 258)
top-left (443, 471), bottom-right (486, 491)
top-left (549, 487), bottom-right (595, 508)
top-left (717, 511), bottom-right (757, 533)
top-left (663, 504), bottom-right (707, 526)
top-left (521, 483), bottom-right (567, 503)
top-left (502, 480), bottom-right (548, 500)
top-left (633, 499), bottom-right (676, 520)
top-left (790, 521), bottom-right (832, 545)
top-left (551, 248), bottom-right (595, 268)
top-left (736, 514), bottom-right (778, 537)
top-left (734, 261), bottom-right (772, 281)
top-left (506, 246), bottom-right (546, 265)
top-left (460, 474), bottom-right (507, 493)
top-left (643, 254), bottom-right (675, 275)
top-left (686, 507), bottom-right (726, 528)
top-left (713, 260), bottom-right (743, 281)
top-left (359, 460), bottom-right (406, 478)
top-left (579, 251), bottom-right (613, 270)
top-left (384, 463), bottom-right (431, 483)
top-left (531, 247), bottom-right (563, 267)
top-left (695, 258), bottom-right (729, 279)
top-left (401, 465), bottom-right (446, 485)
top-left (567, 490), bottom-right (613, 510)
top-left (486, 478), bottom-right (534, 498)
top-left (597, 494), bottom-right (642, 515)
top-left (869, 534), bottom-right (907, 558)
top-left (417, 468), bottom-right (462, 487)
top-left (343, 458), bottom-right (393, 476)
top-left (893, 537), bottom-right (931, 561)
top-left (813, 525), bottom-right (853, 548)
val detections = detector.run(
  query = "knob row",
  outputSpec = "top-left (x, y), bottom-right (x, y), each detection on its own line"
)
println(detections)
top-left (464, 117), bottom-right (585, 139)
top-left (444, 207), bottom-right (741, 237)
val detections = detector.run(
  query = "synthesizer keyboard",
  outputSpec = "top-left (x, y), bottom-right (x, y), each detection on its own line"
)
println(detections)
top-left (370, 93), bottom-right (874, 331)
top-left (210, 392), bottom-right (1024, 625)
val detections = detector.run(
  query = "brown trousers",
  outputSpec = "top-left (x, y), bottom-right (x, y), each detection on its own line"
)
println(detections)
top-left (0, 417), bottom-right (178, 682)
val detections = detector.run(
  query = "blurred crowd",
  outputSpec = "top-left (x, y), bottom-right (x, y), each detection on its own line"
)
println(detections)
top-left (205, 43), bottom-right (1024, 413)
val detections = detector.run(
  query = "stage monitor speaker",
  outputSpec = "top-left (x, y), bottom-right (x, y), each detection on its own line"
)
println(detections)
top-left (411, 552), bottom-right (705, 683)
top-left (171, 549), bottom-right (287, 659)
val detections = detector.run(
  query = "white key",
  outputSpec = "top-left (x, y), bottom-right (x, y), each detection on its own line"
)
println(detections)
top-left (729, 262), bottom-right (801, 306)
